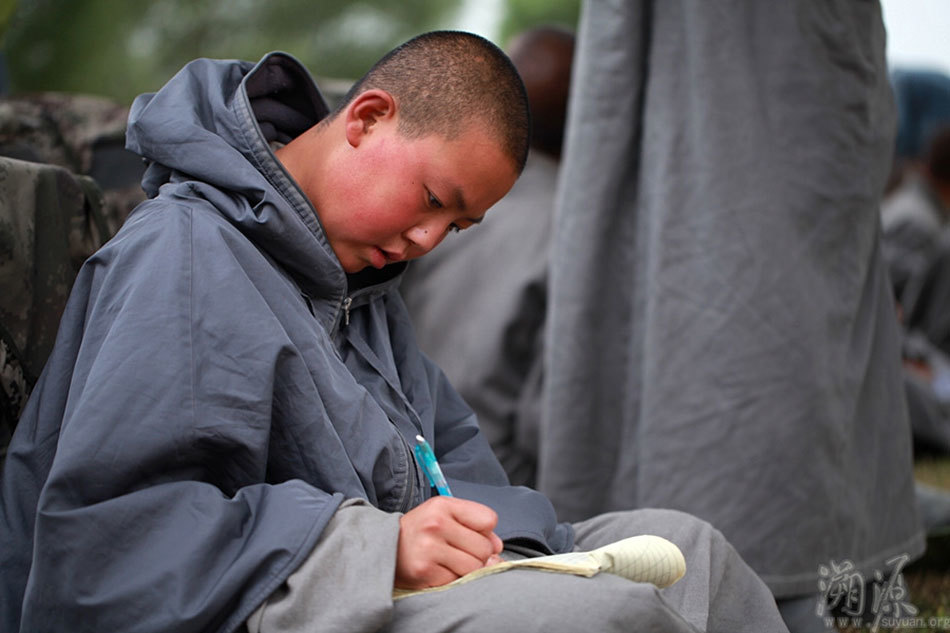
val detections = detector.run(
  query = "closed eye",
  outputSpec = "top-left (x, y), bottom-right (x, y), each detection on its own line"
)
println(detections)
top-left (449, 215), bottom-right (484, 233)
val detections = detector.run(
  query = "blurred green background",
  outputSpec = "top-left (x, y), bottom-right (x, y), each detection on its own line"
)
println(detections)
top-left (0, 0), bottom-right (580, 104)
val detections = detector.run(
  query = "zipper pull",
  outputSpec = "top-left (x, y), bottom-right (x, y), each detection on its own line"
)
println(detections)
top-left (342, 296), bottom-right (352, 327)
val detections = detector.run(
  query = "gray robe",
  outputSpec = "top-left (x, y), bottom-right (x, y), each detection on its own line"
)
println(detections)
top-left (541, 0), bottom-right (924, 597)
top-left (247, 503), bottom-right (791, 633)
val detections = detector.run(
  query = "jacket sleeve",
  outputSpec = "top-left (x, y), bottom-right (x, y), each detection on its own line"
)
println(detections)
top-left (17, 204), bottom-right (342, 633)
top-left (387, 291), bottom-right (574, 554)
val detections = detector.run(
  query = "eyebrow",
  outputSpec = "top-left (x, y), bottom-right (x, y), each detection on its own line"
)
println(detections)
top-left (452, 187), bottom-right (468, 212)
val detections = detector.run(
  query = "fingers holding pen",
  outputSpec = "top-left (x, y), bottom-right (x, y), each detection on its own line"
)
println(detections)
top-left (403, 496), bottom-right (501, 559)
top-left (395, 496), bottom-right (504, 589)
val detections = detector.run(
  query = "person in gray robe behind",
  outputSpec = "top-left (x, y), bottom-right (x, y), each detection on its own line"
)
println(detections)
top-left (401, 26), bottom-right (575, 487)
top-left (540, 2), bottom-right (925, 632)
top-left (883, 125), bottom-right (950, 308)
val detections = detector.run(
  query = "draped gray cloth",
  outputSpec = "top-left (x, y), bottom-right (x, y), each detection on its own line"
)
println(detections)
top-left (541, 0), bottom-right (925, 597)
top-left (250, 505), bottom-right (790, 633)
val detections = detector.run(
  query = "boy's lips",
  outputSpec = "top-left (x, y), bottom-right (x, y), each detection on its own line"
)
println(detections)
top-left (369, 246), bottom-right (404, 269)
top-left (369, 246), bottom-right (388, 269)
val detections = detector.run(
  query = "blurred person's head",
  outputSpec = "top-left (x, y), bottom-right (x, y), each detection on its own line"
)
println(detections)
top-left (507, 26), bottom-right (575, 160)
top-left (925, 125), bottom-right (950, 207)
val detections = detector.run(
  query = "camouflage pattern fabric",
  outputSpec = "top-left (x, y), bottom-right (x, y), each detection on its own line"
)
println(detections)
top-left (0, 155), bottom-right (110, 462)
top-left (0, 337), bottom-right (27, 463)
top-left (0, 93), bottom-right (146, 461)
top-left (0, 92), bottom-right (146, 233)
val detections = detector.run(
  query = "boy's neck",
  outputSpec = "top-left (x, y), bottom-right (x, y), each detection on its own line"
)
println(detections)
top-left (274, 118), bottom-right (340, 212)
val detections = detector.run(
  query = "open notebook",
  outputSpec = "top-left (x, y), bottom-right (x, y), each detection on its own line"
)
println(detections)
top-left (393, 534), bottom-right (687, 599)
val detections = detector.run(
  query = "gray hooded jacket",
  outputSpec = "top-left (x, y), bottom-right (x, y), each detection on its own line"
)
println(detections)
top-left (0, 52), bottom-right (571, 633)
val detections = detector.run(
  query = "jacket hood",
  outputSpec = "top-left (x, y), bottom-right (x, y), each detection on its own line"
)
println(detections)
top-left (125, 52), bottom-right (398, 322)
top-left (128, 52), bottom-right (327, 195)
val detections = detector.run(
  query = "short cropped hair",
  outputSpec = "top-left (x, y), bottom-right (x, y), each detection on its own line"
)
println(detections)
top-left (338, 31), bottom-right (530, 173)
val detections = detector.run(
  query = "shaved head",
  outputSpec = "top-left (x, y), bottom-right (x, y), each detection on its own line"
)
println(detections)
top-left (337, 31), bottom-right (531, 173)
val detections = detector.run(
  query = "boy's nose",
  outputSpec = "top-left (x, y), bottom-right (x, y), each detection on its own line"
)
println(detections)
top-left (405, 222), bottom-right (447, 255)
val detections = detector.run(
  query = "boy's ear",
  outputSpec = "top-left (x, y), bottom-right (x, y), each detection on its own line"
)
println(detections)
top-left (344, 89), bottom-right (397, 148)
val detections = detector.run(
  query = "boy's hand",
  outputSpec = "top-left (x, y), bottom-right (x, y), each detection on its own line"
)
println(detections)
top-left (395, 496), bottom-right (504, 589)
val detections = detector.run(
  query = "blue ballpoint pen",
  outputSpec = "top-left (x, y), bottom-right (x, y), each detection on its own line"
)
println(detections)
top-left (414, 434), bottom-right (453, 496)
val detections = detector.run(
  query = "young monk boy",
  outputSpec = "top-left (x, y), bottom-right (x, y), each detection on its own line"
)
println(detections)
top-left (0, 31), bottom-right (789, 633)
